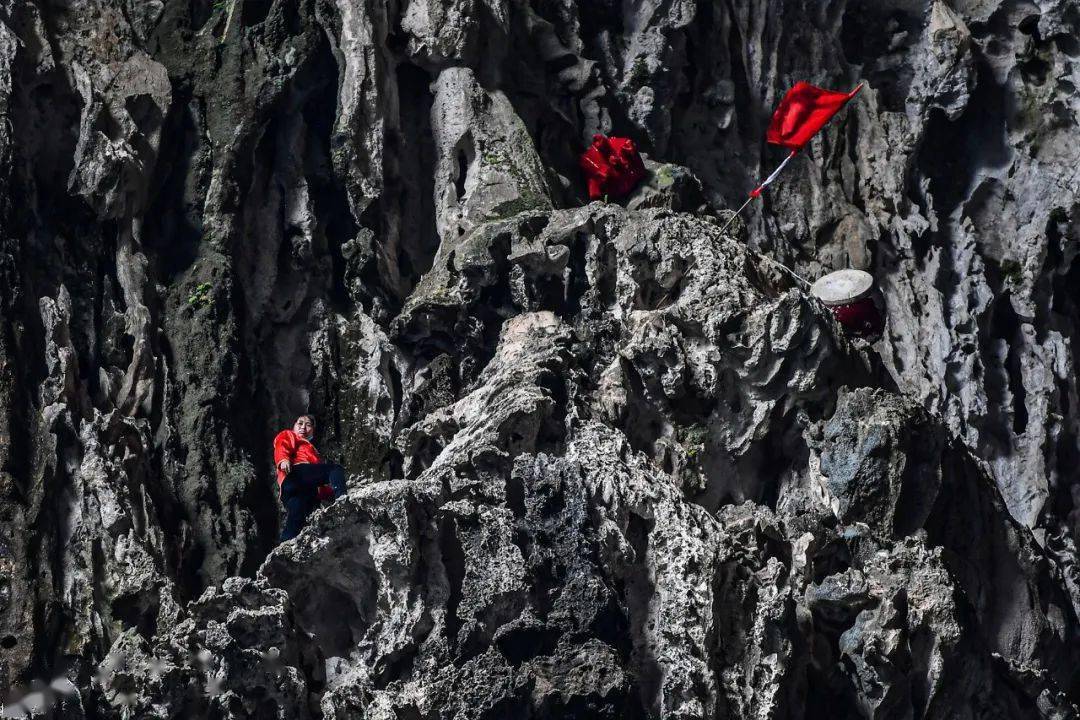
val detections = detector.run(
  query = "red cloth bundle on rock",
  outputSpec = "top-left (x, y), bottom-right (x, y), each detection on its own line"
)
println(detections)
top-left (579, 134), bottom-right (646, 200)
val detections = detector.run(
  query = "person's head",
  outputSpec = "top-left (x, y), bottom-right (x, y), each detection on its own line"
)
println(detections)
top-left (293, 414), bottom-right (315, 440)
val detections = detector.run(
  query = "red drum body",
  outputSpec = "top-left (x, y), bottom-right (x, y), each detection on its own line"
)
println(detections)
top-left (829, 296), bottom-right (884, 337)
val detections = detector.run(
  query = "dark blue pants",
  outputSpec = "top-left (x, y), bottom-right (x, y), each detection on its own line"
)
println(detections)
top-left (279, 463), bottom-right (347, 543)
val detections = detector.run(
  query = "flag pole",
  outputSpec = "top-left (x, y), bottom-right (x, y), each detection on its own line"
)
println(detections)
top-left (655, 146), bottom-right (808, 310)
top-left (718, 195), bottom-right (755, 234)
top-left (719, 150), bottom-right (798, 235)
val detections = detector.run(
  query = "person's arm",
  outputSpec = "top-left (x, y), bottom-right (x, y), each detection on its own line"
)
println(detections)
top-left (273, 431), bottom-right (296, 475)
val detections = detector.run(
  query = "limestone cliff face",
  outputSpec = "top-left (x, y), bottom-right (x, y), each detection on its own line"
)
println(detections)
top-left (0, 0), bottom-right (1078, 717)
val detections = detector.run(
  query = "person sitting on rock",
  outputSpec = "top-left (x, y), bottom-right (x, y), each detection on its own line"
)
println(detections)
top-left (274, 414), bottom-right (347, 542)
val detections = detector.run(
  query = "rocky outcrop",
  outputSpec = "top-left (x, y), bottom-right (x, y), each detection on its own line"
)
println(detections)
top-left (0, 0), bottom-right (1078, 717)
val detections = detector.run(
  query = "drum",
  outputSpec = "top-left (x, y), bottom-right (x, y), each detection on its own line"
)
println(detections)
top-left (810, 269), bottom-right (884, 338)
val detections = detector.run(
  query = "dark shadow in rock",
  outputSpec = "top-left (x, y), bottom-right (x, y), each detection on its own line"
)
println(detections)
top-left (495, 621), bottom-right (557, 665)
top-left (285, 556), bottom-right (377, 662)
top-left (440, 516), bottom-right (467, 652)
top-left (1043, 214), bottom-right (1080, 527)
top-left (11, 66), bottom-right (83, 212)
top-left (989, 292), bottom-right (1028, 436)
top-left (840, 1), bottom-right (921, 111)
top-left (303, 40), bottom-right (359, 312)
top-left (142, 93), bottom-right (204, 281)
top-left (619, 358), bottom-right (670, 460)
top-left (564, 230), bottom-right (598, 319)
top-left (389, 62), bottom-right (440, 300)
top-left (803, 662), bottom-right (861, 720)
top-left (535, 370), bottom-right (569, 453)
top-left (241, 0), bottom-right (273, 27)
top-left (111, 592), bottom-right (160, 639)
top-left (536, 689), bottom-right (645, 720)
top-left (622, 512), bottom-right (661, 716)
top-left (917, 59), bottom-right (1011, 223)
top-left (755, 413), bottom-right (811, 511)
top-left (372, 643), bottom-right (417, 689)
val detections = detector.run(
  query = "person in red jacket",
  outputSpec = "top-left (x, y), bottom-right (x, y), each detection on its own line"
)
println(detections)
top-left (274, 414), bottom-right (347, 542)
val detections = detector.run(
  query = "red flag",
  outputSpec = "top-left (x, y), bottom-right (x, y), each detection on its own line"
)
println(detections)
top-left (765, 81), bottom-right (863, 151)
top-left (721, 80), bottom-right (863, 233)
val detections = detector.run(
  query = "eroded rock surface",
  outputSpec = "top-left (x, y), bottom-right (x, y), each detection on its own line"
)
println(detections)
top-left (0, 0), bottom-right (1078, 718)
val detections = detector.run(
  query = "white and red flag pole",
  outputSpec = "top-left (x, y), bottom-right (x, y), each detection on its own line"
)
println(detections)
top-left (721, 81), bottom-right (864, 234)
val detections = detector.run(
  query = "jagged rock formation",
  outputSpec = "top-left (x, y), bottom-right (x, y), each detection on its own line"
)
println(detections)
top-left (0, 0), bottom-right (1078, 717)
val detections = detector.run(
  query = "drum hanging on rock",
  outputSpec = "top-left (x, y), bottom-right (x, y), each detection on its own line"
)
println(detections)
top-left (810, 269), bottom-right (884, 338)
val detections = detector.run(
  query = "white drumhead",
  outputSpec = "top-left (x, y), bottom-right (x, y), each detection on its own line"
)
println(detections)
top-left (810, 269), bottom-right (874, 306)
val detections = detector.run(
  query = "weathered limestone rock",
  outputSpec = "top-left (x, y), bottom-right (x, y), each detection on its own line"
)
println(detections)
top-left (817, 389), bottom-right (944, 537)
top-left (430, 66), bottom-right (554, 240)
top-left (68, 52), bottom-right (172, 219)
top-left (0, 0), bottom-right (1078, 717)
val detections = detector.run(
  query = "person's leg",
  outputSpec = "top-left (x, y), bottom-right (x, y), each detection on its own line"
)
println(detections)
top-left (292, 463), bottom-right (347, 500)
top-left (279, 477), bottom-right (316, 543)
top-left (287, 463), bottom-right (326, 490)
top-left (326, 463), bottom-right (347, 499)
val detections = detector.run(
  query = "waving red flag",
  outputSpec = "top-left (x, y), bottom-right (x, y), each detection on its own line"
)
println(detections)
top-left (766, 82), bottom-right (863, 151)
top-left (745, 81), bottom-right (863, 200)
top-left (721, 80), bottom-right (863, 233)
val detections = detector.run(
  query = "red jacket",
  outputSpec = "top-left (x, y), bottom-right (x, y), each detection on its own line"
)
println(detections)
top-left (273, 430), bottom-right (321, 486)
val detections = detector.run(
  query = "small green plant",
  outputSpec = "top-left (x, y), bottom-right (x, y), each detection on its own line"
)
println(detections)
top-left (679, 424), bottom-right (709, 461)
top-left (487, 189), bottom-right (548, 220)
top-left (656, 165), bottom-right (675, 188)
top-left (212, 0), bottom-right (229, 12)
top-left (682, 424), bottom-right (708, 444)
top-left (187, 282), bottom-right (213, 309)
